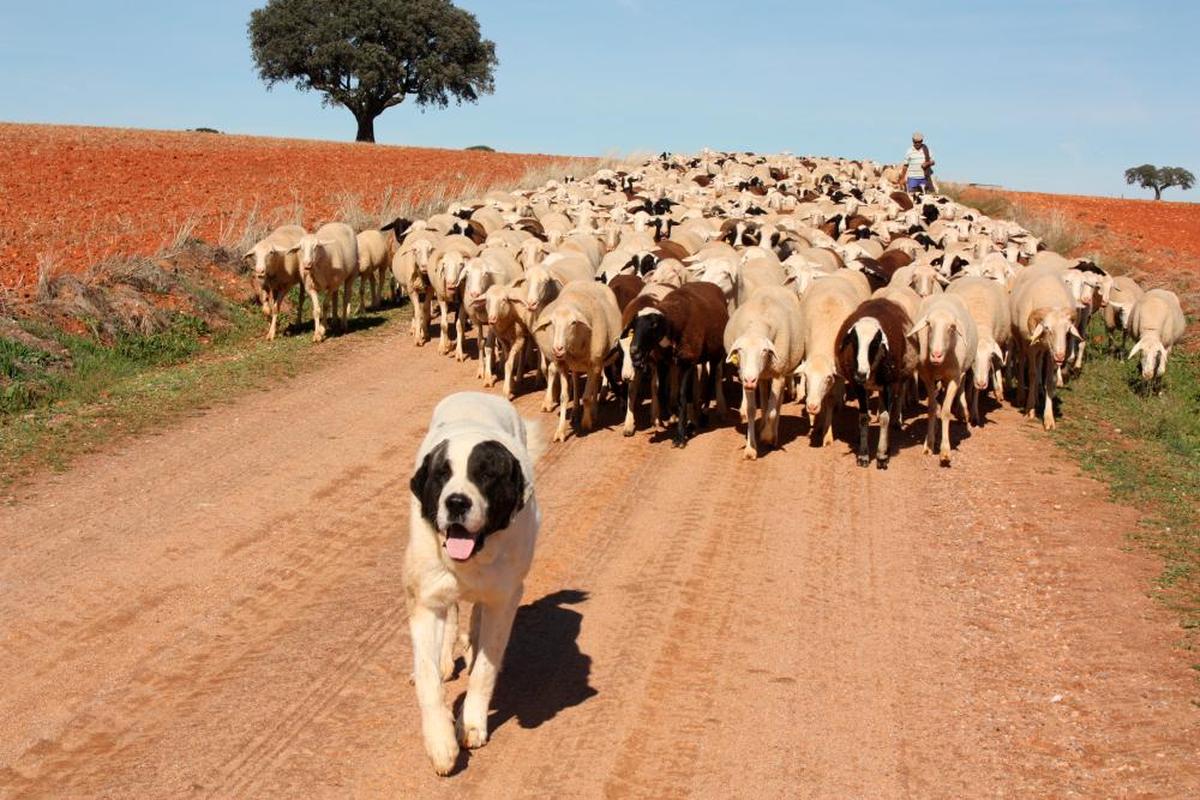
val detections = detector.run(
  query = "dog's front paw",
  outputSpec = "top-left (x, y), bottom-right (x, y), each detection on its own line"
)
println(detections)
top-left (457, 716), bottom-right (489, 749)
top-left (424, 723), bottom-right (460, 776)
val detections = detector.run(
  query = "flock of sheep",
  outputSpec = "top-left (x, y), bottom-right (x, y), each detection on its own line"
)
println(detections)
top-left (244, 151), bottom-right (1189, 466)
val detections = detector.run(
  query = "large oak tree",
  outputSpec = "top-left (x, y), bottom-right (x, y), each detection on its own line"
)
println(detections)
top-left (1124, 164), bottom-right (1195, 200)
top-left (248, 0), bottom-right (497, 143)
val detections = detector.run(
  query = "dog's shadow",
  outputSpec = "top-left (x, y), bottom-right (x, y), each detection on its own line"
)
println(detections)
top-left (482, 589), bottom-right (597, 732)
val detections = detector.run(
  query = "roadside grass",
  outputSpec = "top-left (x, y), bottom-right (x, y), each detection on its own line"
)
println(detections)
top-left (1, 297), bottom-right (412, 493)
top-left (1057, 337), bottom-right (1200, 638)
top-left (946, 181), bottom-right (1200, 645)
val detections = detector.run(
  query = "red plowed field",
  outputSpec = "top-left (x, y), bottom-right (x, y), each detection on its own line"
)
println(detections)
top-left (0, 124), bottom-right (564, 290)
top-left (999, 189), bottom-right (1200, 267)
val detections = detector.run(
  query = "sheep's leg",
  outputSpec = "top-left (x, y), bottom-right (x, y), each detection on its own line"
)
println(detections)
top-left (358, 273), bottom-right (367, 314)
top-left (476, 323), bottom-right (488, 379)
top-left (308, 285), bottom-right (325, 343)
top-left (1023, 350), bottom-right (1038, 418)
top-left (821, 382), bottom-right (840, 447)
top-left (454, 301), bottom-right (467, 362)
top-left (503, 337), bottom-right (524, 399)
top-left (764, 377), bottom-right (784, 446)
top-left (372, 270), bottom-right (381, 309)
top-left (968, 382), bottom-right (980, 427)
top-left (438, 298), bottom-right (451, 354)
top-left (266, 291), bottom-right (280, 341)
top-left (713, 360), bottom-right (729, 417)
top-left (993, 364), bottom-right (1005, 403)
top-left (1042, 353), bottom-right (1057, 431)
top-left (657, 362), bottom-right (667, 429)
top-left (852, 383), bottom-right (870, 467)
top-left (542, 360), bottom-right (559, 412)
top-left (877, 384), bottom-right (893, 470)
top-left (582, 368), bottom-right (600, 432)
top-left (674, 364), bottom-right (692, 448)
top-left (293, 284), bottom-right (306, 329)
top-left (940, 377), bottom-right (959, 466)
top-left (554, 367), bottom-right (570, 442)
top-left (922, 375), bottom-right (937, 455)
top-left (742, 383), bottom-right (759, 460)
top-left (623, 371), bottom-right (640, 437)
top-left (668, 363), bottom-right (681, 424)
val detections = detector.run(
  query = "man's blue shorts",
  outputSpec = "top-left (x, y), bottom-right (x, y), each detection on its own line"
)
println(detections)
top-left (906, 176), bottom-right (929, 191)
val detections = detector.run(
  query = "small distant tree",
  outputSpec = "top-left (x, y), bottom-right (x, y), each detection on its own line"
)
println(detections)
top-left (248, 0), bottom-right (498, 143)
top-left (1124, 163), bottom-right (1195, 200)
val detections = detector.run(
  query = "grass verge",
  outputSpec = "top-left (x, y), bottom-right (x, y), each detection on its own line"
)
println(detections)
top-left (1, 296), bottom-right (411, 495)
top-left (1056, 336), bottom-right (1200, 643)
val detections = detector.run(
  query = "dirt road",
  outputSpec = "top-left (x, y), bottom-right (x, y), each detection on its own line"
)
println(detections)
top-left (2, 327), bottom-right (1198, 798)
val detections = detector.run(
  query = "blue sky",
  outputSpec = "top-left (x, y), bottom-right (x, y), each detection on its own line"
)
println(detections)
top-left (1, 0), bottom-right (1197, 198)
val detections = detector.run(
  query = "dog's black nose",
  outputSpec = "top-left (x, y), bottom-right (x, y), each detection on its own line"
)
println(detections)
top-left (444, 493), bottom-right (472, 519)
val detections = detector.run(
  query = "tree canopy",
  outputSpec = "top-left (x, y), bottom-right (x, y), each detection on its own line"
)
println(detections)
top-left (248, 0), bottom-right (497, 143)
top-left (1124, 164), bottom-right (1195, 200)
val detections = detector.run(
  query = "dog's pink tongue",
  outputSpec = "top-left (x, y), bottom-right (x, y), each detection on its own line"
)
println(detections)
top-left (445, 537), bottom-right (476, 561)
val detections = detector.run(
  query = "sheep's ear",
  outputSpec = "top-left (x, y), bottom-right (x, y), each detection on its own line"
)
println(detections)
top-left (906, 317), bottom-right (929, 338)
top-left (471, 296), bottom-right (487, 310)
top-left (1030, 322), bottom-right (1045, 342)
top-left (1068, 323), bottom-right (1083, 341)
top-left (242, 249), bottom-right (256, 262)
top-left (285, 244), bottom-right (301, 254)
top-left (936, 274), bottom-right (951, 286)
top-left (726, 349), bottom-right (740, 366)
top-left (1127, 340), bottom-right (1143, 360)
top-left (532, 317), bottom-right (552, 333)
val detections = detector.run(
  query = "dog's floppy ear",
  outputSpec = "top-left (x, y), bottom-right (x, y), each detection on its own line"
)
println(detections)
top-left (410, 440), bottom-right (450, 523)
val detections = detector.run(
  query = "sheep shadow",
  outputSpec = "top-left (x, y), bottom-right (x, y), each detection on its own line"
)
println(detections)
top-left (483, 589), bottom-right (597, 732)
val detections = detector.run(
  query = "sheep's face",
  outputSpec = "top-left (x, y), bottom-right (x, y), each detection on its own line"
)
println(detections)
top-left (695, 260), bottom-right (736, 298)
top-left (439, 251), bottom-right (468, 292)
top-left (973, 340), bottom-right (1005, 391)
top-left (910, 266), bottom-right (945, 297)
top-left (727, 334), bottom-right (777, 389)
top-left (521, 268), bottom-right (554, 313)
top-left (1130, 339), bottom-right (1168, 380)
top-left (295, 237), bottom-right (327, 275)
top-left (844, 318), bottom-right (887, 384)
top-left (798, 358), bottom-right (836, 416)
top-left (412, 238), bottom-right (436, 269)
top-left (1028, 307), bottom-right (1080, 365)
top-left (629, 308), bottom-right (669, 371)
top-left (462, 258), bottom-right (492, 305)
top-left (540, 307), bottom-right (590, 362)
top-left (479, 285), bottom-right (510, 326)
top-left (925, 311), bottom-right (962, 367)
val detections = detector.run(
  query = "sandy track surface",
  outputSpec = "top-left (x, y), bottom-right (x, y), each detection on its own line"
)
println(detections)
top-left (1, 327), bottom-right (1198, 798)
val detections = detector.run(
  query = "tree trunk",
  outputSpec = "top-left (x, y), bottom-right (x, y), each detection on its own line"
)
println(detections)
top-left (354, 112), bottom-right (377, 144)
top-left (1153, 185), bottom-right (1162, 200)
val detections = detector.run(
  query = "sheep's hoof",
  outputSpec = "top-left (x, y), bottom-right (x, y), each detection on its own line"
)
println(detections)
top-left (623, 426), bottom-right (635, 438)
top-left (940, 453), bottom-right (952, 467)
top-left (922, 444), bottom-right (933, 456)
top-left (541, 401), bottom-right (556, 413)
top-left (455, 352), bottom-right (467, 363)
top-left (742, 446), bottom-right (758, 461)
top-left (672, 438), bottom-right (688, 449)
top-left (1043, 418), bottom-right (1055, 431)
top-left (856, 454), bottom-right (870, 468)
top-left (876, 457), bottom-right (889, 471)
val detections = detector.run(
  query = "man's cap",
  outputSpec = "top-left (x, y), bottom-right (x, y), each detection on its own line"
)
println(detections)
top-left (912, 131), bottom-right (924, 142)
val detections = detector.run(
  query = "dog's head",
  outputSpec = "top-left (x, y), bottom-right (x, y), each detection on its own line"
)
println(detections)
top-left (410, 437), bottom-right (526, 562)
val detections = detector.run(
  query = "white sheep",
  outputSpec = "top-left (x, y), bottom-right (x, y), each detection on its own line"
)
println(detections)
top-left (1010, 269), bottom-right (1081, 430)
top-left (355, 228), bottom-right (392, 312)
top-left (244, 224), bottom-right (307, 341)
top-left (723, 286), bottom-right (805, 459)
top-left (292, 222), bottom-right (358, 343)
top-left (946, 276), bottom-right (1012, 425)
top-left (532, 281), bottom-right (622, 442)
top-left (797, 273), bottom-right (867, 446)
top-left (908, 293), bottom-right (978, 465)
top-left (1128, 288), bottom-right (1187, 387)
